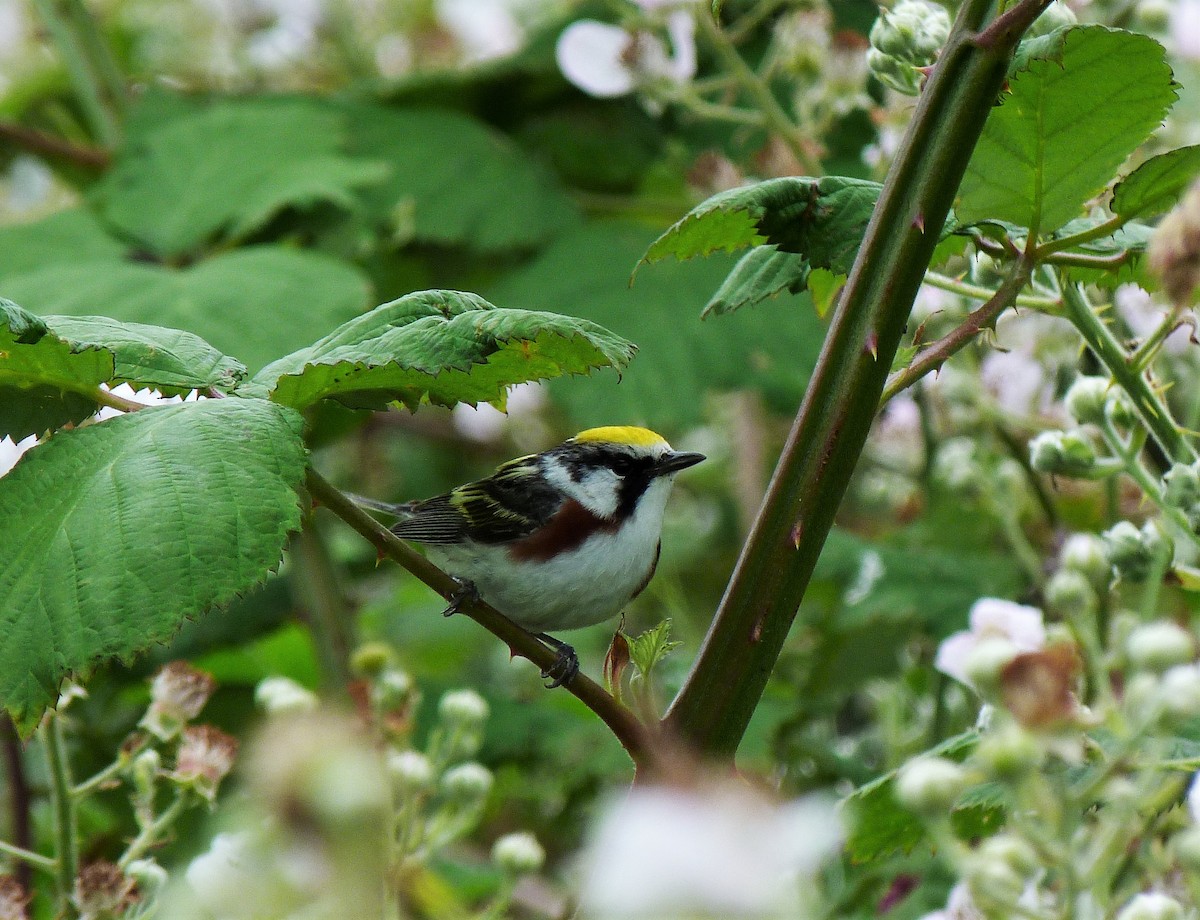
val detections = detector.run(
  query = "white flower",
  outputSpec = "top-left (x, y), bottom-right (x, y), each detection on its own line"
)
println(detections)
top-left (0, 433), bottom-right (39, 478)
top-left (1114, 284), bottom-right (1193, 356)
top-left (1188, 771), bottom-right (1200, 822)
top-left (556, 10), bottom-right (697, 99)
top-left (935, 598), bottom-right (1046, 689)
top-left (1171, 0), bottom-right (1200, 61)
top-left (452, 382), bottom-right (545, 442)
top-left (436, 0), bottom-right (526, 63)
top-left (980, 348), bottom-right (1047, 416)
top-left (578, 782), bottom-right (841, 919)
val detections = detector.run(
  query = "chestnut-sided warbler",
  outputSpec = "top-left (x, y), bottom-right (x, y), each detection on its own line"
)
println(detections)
top-left (356, 426), bottom-right (704, 685)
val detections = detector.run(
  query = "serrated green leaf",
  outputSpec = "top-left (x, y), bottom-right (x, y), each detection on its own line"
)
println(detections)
top-left (90, 99), bottom-right (388, 256)
top-left (703, 247), bottom-right (810, 319)
top-left (0, 208), bottom-right (125, 279)
top-left (342, 103), bottom-right (581, 251)
top-left (958, 26), bottom-right (1176, 233)
top-left (626, 619), bottom-right (681, 679)
top-left (254, 290), bottom-right (635, 411)
top-left (1111, 145), bottom-right (1200, 220)
top-left (0, 299), bottom-right (112, 439)
top-left (2, 246), bottom-right (371, 373)
top-left (0, 398), bottom-right (307, 732)
top-left (643, 176), bottom-right (882, 269)
top-left (488, 221), bottom-right (827, 427)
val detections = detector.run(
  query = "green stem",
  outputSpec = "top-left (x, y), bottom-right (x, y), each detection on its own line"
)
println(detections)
top-left (306, 470), bottom-right (657, 770)
top-left (118, 792), bottom-right (187, 869)
top-left (664, 0), bottom-right (1056, 755)
top-left (922, 270), bottom-right (1059, 311)
top-left (0, 839), bottom-right (57, 873)
top-left (1059, 278), bottom-right (1195, 464)
top-left (694, 10), bottom-right (818, 172)
top-left (58, 0), bottom-right (127, 119)
top-left (71, 759), bottom-right (124, 798)
top-left (41, 713), bottom-right (78, 912)
top-left (29, 0), bottom-right (122, 146)
top-left (1035, 214), bottom-right (1125, 258)
top-left (292, 519), bottom-right (355, 690)
top-left (1129, 309), bottom-right (1182, 372)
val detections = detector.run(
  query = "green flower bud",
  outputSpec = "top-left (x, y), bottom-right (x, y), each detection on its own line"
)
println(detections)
top-left (1105, 388), bottom-right (1138, 428)
top-left (1045, 568), bottom-right (1098, 618)
top-left (1163, 463), bottom-right (1200, 510)
top-left (441, 762), bottom-right (493, 803)
top-left (1173, 825), bottom-right (1200, 870)
top-left (491, 832), bottom-right (545, 876)
top-left (1026, 1), bottom-right (1077, 38)
top-left (975, 723), bottom-right (1043, 779)
top-left (1115, 893), bottom-right (1184, 920)
top-left (866, 48), bottom-right (922, 95)
top-left (125, 859), bottom-right (168, 899)
top-left (965, 855), bottom-right (1025, 907)
top-left (387, 750), bottom-right (434, 795)
top-left (1065, 376), bottom-right (1110, 425)
top-left (1159, 665), bottom-right (1200, 720)
top-left (254, 676), bottom-right (318, 716)
top-left (1102, 521), bottom-right (1167, 582)
top-left (350, 642), bottom-right (394, 678)
top-left (895, 756), bottom-right (966, 816)
top-left (438, 690), bottom-right (489, 732)
top-left (869, 0), bottom-right (950, 63)
top-left (370, 667), bottom-right (414, 711)
top-left (1059, 533), bottom-right (1113, 591)
top-left (976, 834), bottom-right (1038, 880)
top-left (131, 748), bottom-right (161, 801)
top-left (971, 252), bottom-right (1007, 288)
top-left (1127, 621), bottom-right (1194, 673)
top-left (1029, 430), bottom-right (1096, 477)
top-left (964, 635), bottom-right (1019, 696)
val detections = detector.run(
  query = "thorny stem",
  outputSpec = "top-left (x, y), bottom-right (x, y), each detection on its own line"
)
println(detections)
top-left (1059, 277), bottom-right (1196, 464)
top-left (883, 252), bottom-right (1036, 404)
top-left (41, 712), bottom-right (78, 913)
top-left (694, 9), bottom-right (818, 173)
top-left (306, 470), bottom-right (659, 771)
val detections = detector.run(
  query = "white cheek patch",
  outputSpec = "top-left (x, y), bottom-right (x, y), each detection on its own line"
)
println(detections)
top-left (542, 456), bottom-right (621, 519)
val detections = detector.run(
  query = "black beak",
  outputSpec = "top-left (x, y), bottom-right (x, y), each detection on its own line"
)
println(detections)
top-left (656, 450), bottom-right (706, 475)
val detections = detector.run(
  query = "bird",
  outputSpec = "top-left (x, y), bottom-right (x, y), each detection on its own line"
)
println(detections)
top-left (353, 426), bottom-right (704, 686)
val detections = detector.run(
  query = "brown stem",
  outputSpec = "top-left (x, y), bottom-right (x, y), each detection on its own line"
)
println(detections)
top-left (305, 469), bottom-right (658, 769)
top-left (0, 121), bottom-right (111, 170)
top-left (1, 718), bottom-right (32, 893)
top-left (882, 255), bottom-right (1036, 404)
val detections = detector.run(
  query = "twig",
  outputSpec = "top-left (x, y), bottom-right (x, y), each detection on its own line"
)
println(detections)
top-left (0, 121), bottom-right (110, 170)
top-left (1, 718), bottom-right (34, 891)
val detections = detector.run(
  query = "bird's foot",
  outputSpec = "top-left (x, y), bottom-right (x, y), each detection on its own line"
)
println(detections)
top-left (536, 633), bottom-right (579, 689)
top-left (442, 577), bottom-right (479, 617)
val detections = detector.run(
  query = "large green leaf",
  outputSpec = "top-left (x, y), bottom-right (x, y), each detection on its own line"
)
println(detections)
top-left (0, 397), bottom-right (307, 732)
top-left (958, 26), bottom-right (1176, 233)
top-left (89, 98), bottom-right (388, 257)
top-left (642, 176), bottom-right (881, 271)
top-left (2, 246), bottom-right (371, 373)
top-left (488, 221), bottom-right (828, 427)
top-left (0, 300), bottom-right (247, 439)
top-left (1111, 145), bottom-right (1200, 220)
top-left (0, 208), bottom-right (126, 279)
top-left (255, 290), bottom-right (634, 411)
top-left (703, 247), bottom-right (810, 318)
top-left (341, 103), bottom-right (581, 251)
top-left (0, 300), bottom-right (112, 439)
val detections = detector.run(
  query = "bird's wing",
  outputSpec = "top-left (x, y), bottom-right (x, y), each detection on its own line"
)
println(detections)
top-left (390, 454), bottom-right (563, 545)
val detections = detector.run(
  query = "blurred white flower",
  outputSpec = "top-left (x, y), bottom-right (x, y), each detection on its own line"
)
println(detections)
top-left (436, 0), bottom-right (527, 63)
top-left (579, 782), bottom-right (841, 919)
top-left (245, 0), bottom-right (322, 69)
top-left (0, 0), bottom-right (26, 60)
top-left (1114, 283), bottom-right (1194, 355)
top-left (935, 598), bottom-right (1046, 689)
top-left (919, 882), bottom-right (985, 920)
top-left (0, 433), bottom-right (39, 478)
top-left (556, 10), bottom-right (697, 98)
top-left (862, 124), bottom-right (904, 170)
top-left (980, 348), bottom-right (1047, 417)
top-left (1189, 770), bottom-right (1200, 822)
top-left (452, 382), bottom-right (545, 442)
top-left (1171, 0), bottom-right (1200, 61)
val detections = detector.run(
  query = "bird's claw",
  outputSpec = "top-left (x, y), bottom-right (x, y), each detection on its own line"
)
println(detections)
top-left (442, 578), bottom-right (478, 617)
top-left (536, 633), bottom-right (579, 688)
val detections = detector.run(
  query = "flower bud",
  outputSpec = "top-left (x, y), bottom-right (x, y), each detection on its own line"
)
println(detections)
top-left (438, 690), bottom-right (489, 732)
top-left (1126, 621), bottom-right (1194, 673)
top-left (1029, 430), bottom-right (1096, 477)
top-left (140, 661), bottom-right (216, 741)
top-left (866, 48), bottom-right (921, 95)
top-left (971, 251), bottom-right (1007, 288)
top-left (1173, 825), bottom-right (1200, 870)
top-left (1115, 892), bottom-right (1184, 920)
top-left (125, 859), bottom-right (168, 899)
top-left (172, 725), bottom-right (238, 803)
top-left (387, 750), bottom-right (434, 795)
top-left (350, 642), bottom-right (394, 677)
top-left (1045, 568), bottom-right (1097, 618)
top-left (963, 635), bottom-right (1020, 696)
top-left (1025, 0), bottom-right (1077, 37)
top-left (1159, 664), bottom-right (1200, 720)
top-left (441, 762), bottom-right (493, 803)
top-left (1163, 463), bottom-right (1200, 510)
top-left (131, 748), bottom-right (161, 801)
top-left (932, 437), bottom-right (981, 495)
top-left (73, 861), bottom-right (137, 919)
top-left (975, 834), bottom-right (1038, 880)
top-left (1106, 388), bottom-right (1138, 429)
top-left (964, 855), bottom-right (1025, 906)
top-left (1059, 533), bottom-right (1113, 591)
top-left (0, 875), bottom-right (29, 920)
top-left (370, 667), bottom-right (415, 711)
top-left (1135, 0), bottom-right (1172, 30)
top-left (254, 676), bottom-right (318, 716)
top-left (895, 756), bottom-right (966, 816)
top-left (1065, 376), bottom-right (1110, 425)
top-left (1102, 521), bottom-right (1170, 582)
top-left (492, 832), bottom-right (545, 876)
top-left (1148, 178), bottom-right (1200, 308)
top-left (869, 0), bottom-right (950, 62)
top-left (975, 723), bottom-right (1043, 779)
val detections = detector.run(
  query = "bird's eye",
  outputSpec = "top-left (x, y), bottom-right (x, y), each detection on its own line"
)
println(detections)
top-left (609, 456), bottom-right (633, 476)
